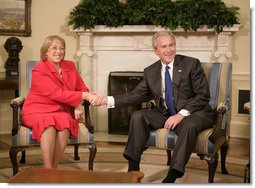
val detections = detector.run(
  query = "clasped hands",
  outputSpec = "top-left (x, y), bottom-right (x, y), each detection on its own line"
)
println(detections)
top-left (87, 92), bottom-right (107, 106)
top-left (75, 92), bottom-right (107, 121)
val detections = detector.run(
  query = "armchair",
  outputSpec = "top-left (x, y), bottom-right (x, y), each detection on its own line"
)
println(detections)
top-left (146, 62), bottom-right (232, 183)
top-left (9, 60), bottom-right (97, 175)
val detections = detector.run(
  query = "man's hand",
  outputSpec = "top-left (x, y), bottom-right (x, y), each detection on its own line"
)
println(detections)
top-left (164, 113), bottom-right (184, 130)
top-left (102, 95), bottom-right (108, 105)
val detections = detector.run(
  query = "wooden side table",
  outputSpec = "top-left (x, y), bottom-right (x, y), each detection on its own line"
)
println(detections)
top-left (243, 102), bottom-right (250, 183)
top-left (8, 167), bottom-right (144, 183)
top-left (0, 78), bottom-right (19, 97)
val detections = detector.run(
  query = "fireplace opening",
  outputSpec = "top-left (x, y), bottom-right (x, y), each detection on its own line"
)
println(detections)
top-left (108, 71), bottom-right (144, 135)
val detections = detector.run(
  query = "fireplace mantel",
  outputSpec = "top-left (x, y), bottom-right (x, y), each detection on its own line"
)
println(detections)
top-left (72, 24), bottom-right (241, 34)
top-left (72, 24), bottom-right (240, 132)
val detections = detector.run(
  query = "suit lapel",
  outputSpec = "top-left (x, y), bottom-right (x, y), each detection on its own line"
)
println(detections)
top-left (153, 60), bottom-right (162, 96)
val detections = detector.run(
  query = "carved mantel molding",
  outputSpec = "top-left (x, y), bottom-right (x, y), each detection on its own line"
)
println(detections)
top-left (72, 24), bottom-right (241, 34)
top-left (72, 24), bottom-right (241, 62)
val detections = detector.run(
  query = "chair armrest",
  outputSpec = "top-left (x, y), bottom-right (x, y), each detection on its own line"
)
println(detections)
top-left (208, 102), bottom-right (228, 144)
top-left (10, 96), bottom-right (25, 136)
top-left (83, 100), bottom-right (94, 134)
top-left (146, 100), bottom-right (156, 109)
top-left (10, 96), bottom-right (26, 108)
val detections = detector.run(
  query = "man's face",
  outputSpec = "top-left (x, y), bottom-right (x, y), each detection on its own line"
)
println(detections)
top-left (154, 35), bottom-right (176, 64)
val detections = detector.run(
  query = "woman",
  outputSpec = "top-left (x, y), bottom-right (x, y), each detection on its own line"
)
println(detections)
top-left (22, 35), bottom-right (101, 168)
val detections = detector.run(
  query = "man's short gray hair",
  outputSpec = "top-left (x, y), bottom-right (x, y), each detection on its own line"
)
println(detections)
top-left (152, 31), bottom-right (176, 49)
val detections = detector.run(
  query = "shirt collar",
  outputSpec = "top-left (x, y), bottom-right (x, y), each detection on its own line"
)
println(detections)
top-left (161, 60), bottom-right (174, 70)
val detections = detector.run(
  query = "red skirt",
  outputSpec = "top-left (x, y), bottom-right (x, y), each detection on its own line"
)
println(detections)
top-left (22, 110), bottom-right (78, 142)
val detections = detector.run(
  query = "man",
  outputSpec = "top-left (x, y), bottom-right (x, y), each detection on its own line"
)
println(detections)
top-left (102, 31), bottom-right (216, 183)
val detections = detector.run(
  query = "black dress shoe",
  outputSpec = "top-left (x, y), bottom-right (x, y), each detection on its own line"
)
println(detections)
top-left (162, 176), bottom-right (177, 183)
top-left (162, 169), bottom-right (184, 183)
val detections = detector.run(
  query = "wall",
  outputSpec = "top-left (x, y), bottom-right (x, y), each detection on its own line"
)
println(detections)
top-left (0, 0), bottom-right (250, 138)
top-left (226, 0), bottom-right (250, 139)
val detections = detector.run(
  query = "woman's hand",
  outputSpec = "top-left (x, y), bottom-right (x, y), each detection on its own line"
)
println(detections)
top-left (74, 103), bottom-right (84, 121)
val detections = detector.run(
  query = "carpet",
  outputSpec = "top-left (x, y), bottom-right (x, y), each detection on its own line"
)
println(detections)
top-left (0, 145), bottom-right (248, 184)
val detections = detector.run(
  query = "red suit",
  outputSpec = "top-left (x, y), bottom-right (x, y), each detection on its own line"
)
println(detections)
top-left (22, 60), bottom-right (89, 142)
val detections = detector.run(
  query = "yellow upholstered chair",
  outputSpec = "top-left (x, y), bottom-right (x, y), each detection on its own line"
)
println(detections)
top-left (9, 60), bottom-right (97, 175)
top-left (146, 62), bottom-right (232, 183)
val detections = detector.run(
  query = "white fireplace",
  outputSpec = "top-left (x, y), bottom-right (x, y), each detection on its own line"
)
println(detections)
top-left (72, 25), bottom-right (240, 132)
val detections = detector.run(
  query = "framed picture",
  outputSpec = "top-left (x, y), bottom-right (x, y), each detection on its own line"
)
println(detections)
top-left (0, 0), bottom-right (31, 37)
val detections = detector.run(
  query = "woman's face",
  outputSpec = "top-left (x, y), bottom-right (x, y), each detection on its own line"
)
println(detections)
top-left (46, 39), bottom-right (65, 64)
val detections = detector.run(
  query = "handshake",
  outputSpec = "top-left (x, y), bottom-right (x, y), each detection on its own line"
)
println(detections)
top-left (83, 92), bottom-right (108, 106)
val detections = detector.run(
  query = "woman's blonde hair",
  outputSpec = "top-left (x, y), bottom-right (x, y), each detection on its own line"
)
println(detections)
top-left (40, 35), bottom-right (66, 60)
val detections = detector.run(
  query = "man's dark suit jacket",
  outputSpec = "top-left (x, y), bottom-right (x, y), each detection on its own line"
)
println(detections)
top-left (114, 55), bottom-right (212, 115)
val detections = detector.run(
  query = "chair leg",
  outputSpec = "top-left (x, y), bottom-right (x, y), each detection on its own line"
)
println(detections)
top-left (9, 146), bottom-right (26, 175)
top-left (220, 141), bottom-right (229, 174)
top-left (20, 150), bottom-right (26, 163)
top-left (87, 143), bottom-right (97, 170)
top-left (75, 143), bottom-right (97, 170)
top-left (74, 144), bottom-right (80, 160)
top-left (205, 153), bottom-right (218, 183)
top-left (166, 150), bottom-right (171, 166)
top-left (244, 162), bottom-right (250, 183)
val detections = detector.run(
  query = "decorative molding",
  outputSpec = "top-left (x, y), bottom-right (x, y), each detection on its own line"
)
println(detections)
top-left (71, 24), bottom-right (241, 34)
top-left (232, 73), bottom-right (250, 81)
top-left (77, 50), bottom-right (93, 57)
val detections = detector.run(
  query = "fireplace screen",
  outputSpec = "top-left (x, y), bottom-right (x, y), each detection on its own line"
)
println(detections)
top-left (108, 71), bottom-right (144, 135)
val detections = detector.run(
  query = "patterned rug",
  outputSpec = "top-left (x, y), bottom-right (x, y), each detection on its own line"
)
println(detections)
top-left (0, 145), bottom-right (248, 184)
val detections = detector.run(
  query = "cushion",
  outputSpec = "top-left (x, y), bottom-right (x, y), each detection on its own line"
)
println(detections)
top-left (12, 123), bottom-right (94, 146)
top-left (146, 128), bottom-right (223, 155)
